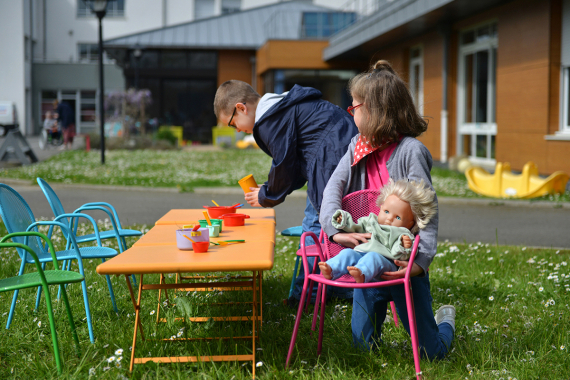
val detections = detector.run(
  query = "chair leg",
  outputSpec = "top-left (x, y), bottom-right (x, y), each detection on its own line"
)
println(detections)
top-left (390, 301), bottom-right (399, 327)
top-left (311, 282), bottom-right (322, 332)
top-left (304, 258), bottom-right (318, 313)
top-left (285, 274), bottom-right (310, 368)
top-left (57, 260), bottom-right (70, 301)
top-left (79, 278), bottom-right (95, 343)
top-left (60, 284), bottom-right (81, 356)
top-left (43, 285), bottom-right (63, 374)
top-left (101, 259), bottom-right (118, 313)
top-left (7, 261), bottom-right (26, 329)
top-left (35, 262), bottom-right (48, 310)
top-left (405, 282), bottom-right (422, 380)
top-left (288, 256), bottom-right (300, 299)
top-left (317, 284), bottom-right (327, 356)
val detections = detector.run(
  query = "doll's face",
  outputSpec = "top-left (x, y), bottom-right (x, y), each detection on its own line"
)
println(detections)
top-left (377, 195), bottom-right (415, 230)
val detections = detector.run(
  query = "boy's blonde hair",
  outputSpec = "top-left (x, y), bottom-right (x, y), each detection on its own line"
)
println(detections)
top-left (348, 60), bottom-right (427, 146)
top-left (213, 80), bottom-right (261, 119)
top-left (377, 178), bottom-right (437, 234)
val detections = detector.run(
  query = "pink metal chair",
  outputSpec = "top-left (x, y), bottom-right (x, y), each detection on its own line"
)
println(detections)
top-left (285, 189), bottom-right (423, 380)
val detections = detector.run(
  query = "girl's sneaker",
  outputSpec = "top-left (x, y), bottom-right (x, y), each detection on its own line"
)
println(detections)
top-left (435, 305), bottom-right (456, 332)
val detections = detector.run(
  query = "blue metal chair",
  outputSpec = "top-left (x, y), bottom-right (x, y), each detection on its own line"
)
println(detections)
top-left (37, 178), bottom-right (142, 253)
top-left (0, 183), bottom-right (119, 343)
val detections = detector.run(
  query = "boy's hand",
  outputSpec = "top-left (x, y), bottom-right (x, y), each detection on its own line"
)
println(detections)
top-left (401, 235), bottom-right (412, 249)
top-left (336, 214), bottom-right (343, 223)
top-left (244, 186), bottom-right (261, 207)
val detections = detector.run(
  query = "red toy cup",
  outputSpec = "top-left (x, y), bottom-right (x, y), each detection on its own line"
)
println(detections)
top-left (219, 213), bottom-right (250, 226)
top-left (203, 206), bottom-right (237, 219)
top-left (192, 241), bottom-right (210, 253)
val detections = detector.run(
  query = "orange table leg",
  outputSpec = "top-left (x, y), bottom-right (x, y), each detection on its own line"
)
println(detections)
top-left (252, 270), bottom-right (257, 378)
top-left (129, 274), bottom-right (144, 372)
top-left (125, 274), bottom-right (145, 340)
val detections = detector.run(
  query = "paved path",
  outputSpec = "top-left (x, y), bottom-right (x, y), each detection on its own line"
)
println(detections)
top-left (5, 181), bottom-right (570, 249)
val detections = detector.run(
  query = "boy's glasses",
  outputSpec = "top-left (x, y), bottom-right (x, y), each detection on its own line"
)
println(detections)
top-left (347, 103), bottom-right (363, 116)
top-left (227, 102), bottom-right (245, 128)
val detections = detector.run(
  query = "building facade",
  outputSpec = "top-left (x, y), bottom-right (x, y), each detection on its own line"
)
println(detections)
top-left (0, 0), bottom-right (346, 136)
top-left (324, 0), bottom-right (570, 175)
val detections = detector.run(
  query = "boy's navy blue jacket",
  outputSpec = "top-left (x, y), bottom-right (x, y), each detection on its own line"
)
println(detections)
top-left (253, 85), bottom-right (358, 212)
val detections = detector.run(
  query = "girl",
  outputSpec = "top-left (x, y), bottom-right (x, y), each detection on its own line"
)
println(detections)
top-left (319, 60), bottom-right (456, 360)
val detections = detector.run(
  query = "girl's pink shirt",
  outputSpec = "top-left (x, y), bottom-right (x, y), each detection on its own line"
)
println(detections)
top-left (365, 142), bottom-right (398, 190)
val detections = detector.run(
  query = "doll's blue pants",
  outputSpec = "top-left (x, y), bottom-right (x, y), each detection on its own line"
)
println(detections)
top-left (327, 248), bottom-right (398, 282)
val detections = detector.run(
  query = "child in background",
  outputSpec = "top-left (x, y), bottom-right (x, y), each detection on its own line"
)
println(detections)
top-left (319, 179), bottom-right (437, 283)
top-left (42, 111), bottom-right (61, 142)
top-left (213, 80), bottom-right (358, 304)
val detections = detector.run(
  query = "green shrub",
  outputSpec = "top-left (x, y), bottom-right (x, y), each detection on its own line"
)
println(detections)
top-left (155, 128), bottom-right (178, 146)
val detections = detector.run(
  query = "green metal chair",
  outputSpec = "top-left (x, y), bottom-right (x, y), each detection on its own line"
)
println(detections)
top-left (0, 231), bottom-right (83, 374)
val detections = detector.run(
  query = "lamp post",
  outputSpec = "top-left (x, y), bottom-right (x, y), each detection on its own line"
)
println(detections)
top-left (85, 0), bottom-right (113, 164)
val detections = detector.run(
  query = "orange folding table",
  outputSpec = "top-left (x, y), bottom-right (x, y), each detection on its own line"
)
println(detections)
top-left (96, 209), bottom-right (275, 377)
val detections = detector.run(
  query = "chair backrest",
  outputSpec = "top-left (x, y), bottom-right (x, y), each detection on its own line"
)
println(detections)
top-left (323, 189), bottom-right (380, 260)
top-left (0, 184), bottom-right (45, 257)
top-left (37, 178), bottom-right (72, 239)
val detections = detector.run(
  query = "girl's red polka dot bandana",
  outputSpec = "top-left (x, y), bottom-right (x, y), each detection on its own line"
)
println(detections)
top-left (352, 135), bottom-right (388, 166)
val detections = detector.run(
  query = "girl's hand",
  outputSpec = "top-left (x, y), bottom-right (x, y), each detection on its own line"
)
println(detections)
top-left (332, 232), bottom-right (371, 248)
top-left (380, 261), bottom-right (423, 280)
top-left (244, 186), bottom-right (261, 207)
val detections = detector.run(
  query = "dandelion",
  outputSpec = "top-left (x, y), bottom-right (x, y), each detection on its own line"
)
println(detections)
top-left (115, 348), bottom-right (123, 356)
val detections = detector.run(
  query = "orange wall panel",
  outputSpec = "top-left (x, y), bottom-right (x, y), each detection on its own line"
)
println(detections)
top-left (218, 50), bottom-right (255, 87)
top-left (256, 40), bottom-right (332, 74)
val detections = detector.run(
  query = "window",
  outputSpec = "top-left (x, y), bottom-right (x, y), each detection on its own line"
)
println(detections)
top-left (559, 0), bottom-right (570, 135)
top-left (80, 91), bottom-right (96, 123)
top-left (457, 22), bottom-right (498, 162)
top-left (301, 12), bottom-right (357, 38)
top-left (194, 0), bottom-right (215, 20)
top-left (221, 0), bottom-right (241, 15)
top-left (77, 0), bottom-right (125, 18)
top-left (78, 43), bottom-right (99, 63)
top-left (409, 46), bottom-right (423, 114)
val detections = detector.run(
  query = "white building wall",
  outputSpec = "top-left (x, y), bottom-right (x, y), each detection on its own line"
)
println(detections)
top-left (0, 0), bottom-right (27, 132)
top-left (242, 0), bottom-right (346, 11)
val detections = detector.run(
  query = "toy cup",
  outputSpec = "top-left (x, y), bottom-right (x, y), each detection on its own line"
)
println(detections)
top-left (192, 241), bottom-right (210, 253)
top-left (207, 225), bottom-right (220, 237)
top-left (238, 174), bottom-right (258, 194)
top-left (176, 228), bottom-right (209, 251)
top-left (199, 218), bottom-right (223, 232)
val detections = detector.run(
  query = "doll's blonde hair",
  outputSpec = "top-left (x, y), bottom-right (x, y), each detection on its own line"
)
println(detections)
top-left (376, 178), bottom-right (437, 234)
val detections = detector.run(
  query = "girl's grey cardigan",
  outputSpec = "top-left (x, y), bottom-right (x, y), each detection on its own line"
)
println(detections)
top-left (319, 135), bottom-right (439, 275)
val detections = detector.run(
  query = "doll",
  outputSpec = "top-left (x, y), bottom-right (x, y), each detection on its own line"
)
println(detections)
top-left (319, 178), bottom-right (437, 283)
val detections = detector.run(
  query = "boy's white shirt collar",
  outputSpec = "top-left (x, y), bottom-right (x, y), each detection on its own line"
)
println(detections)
top-left (255, 91), bottom-right (288, 123)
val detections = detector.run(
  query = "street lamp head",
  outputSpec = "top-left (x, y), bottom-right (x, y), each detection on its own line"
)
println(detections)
top-left (83, 0), bottom-right (114, 17)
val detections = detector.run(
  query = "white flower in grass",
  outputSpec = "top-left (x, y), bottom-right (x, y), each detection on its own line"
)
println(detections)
top-left (561, 345), bottom-right (566, 350)
top-left (508, 284), bottom-right (513, 288)
top-left (539, 287), bottom-right (544, 292)
top-left (177, 331), bottom-right (183, 337)
top-left (89, 368), bottom-right (96, 376)
top-left (488, 257), bottom-right (494, 261)
top-left (489, 296), bottom-right (494, 301)
top-left (107, 356), bottom-right (116, 363)
top-left (381, 363), bottom-right (387, 368)
top-left (256, 361), bottom-right (263, 367)
top-left (37, 321), bottom-right (41, 328)
top-left (150, 310), bottom-right (155, 315)
top-left (103, 366), bottom-right (110, 372)
top-left (170, 335), bottom-right (176, 340)
top-left (115, 348), bottom-right (123, 356)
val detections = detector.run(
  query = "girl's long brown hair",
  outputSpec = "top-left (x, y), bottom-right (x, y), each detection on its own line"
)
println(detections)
top-left (348, 60), bottom-right (427, 145)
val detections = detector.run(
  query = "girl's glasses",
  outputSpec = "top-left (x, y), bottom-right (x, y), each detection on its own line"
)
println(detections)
top-left (347, 103), bottom-right (363, 116)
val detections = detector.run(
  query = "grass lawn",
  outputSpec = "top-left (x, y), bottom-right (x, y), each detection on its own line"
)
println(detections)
top-left (0, 220), bottom-right (569, 379)
top-left (1, 149), bottom-right (568, 202)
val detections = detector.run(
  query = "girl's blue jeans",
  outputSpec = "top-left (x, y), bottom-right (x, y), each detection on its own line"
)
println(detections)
top-left (351, 272), bottom-right (454, 360)
top-left (327, 248), bottom-right (398, 282)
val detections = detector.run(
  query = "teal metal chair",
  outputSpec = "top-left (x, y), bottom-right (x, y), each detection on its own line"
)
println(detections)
top-left (0, 232), bottom-right (82, 374)
top-left (0, 183), bottom-right (118, 343)
top-left (37, 178), bottom-right (142, 254)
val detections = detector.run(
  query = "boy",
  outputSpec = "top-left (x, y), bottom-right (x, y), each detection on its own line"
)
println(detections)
top-left (214, 80), bottom-right (358, 303)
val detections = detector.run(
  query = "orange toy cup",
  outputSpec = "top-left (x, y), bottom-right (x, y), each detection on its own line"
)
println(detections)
top-left (192, 241), bottom-right (210, 253)
top-left (238, 174), bottom-right (258, 194)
